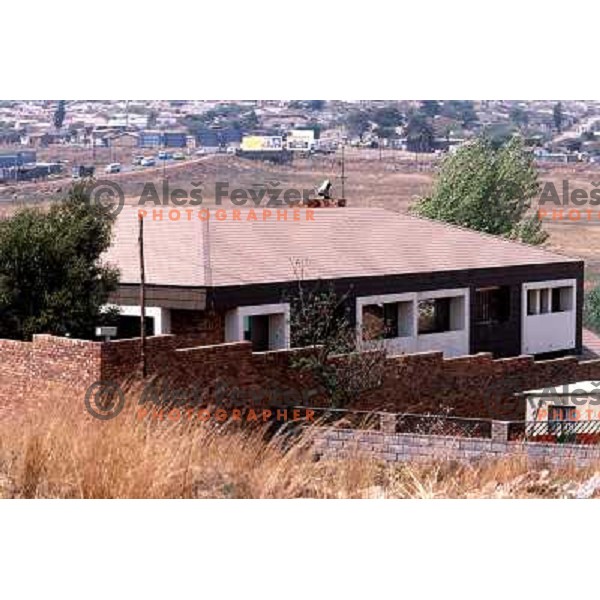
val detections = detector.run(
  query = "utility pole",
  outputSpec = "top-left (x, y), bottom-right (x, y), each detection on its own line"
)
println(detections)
top-left (139, 214), bottom-right (147, 378)
top-left (340, 144), bottom-right (346, 200)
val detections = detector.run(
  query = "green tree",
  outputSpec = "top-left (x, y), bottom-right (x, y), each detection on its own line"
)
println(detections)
top-left (441, 100), bottom-right (478, 127)
top-left (371, 106), bottom-right (403, 129)
top-left (285, 263), bottom-right (386, 408)
top-left (509, 106), bottom-right (529, 130)
top-left (53, 100), bottom-right (66, 130)
top-left (345, 110), bottom-right (371, 140)
top-left (147, 110), bottom-right (158, 128)
top-left (405, 111), bottom-right (435, 152)
top-left (420, 100), bottom-right (441, 118)
top-left (553, 102), bottom-right (563, 133)
top-left (0, 182), bottom-right (119, 340)
top-left (240, 110), bottom-right (259, 130)
top-left (584, 285), bottom-right (600, 334)
top-left (413, 136), bottom-right (547, 245)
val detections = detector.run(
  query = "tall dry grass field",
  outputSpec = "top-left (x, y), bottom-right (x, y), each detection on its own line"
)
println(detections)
top-left (0, 398), bottom-right (598, 498)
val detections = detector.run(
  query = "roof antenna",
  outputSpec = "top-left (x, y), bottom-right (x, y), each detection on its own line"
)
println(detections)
top-left (340, 144), bottom-right (346, 201)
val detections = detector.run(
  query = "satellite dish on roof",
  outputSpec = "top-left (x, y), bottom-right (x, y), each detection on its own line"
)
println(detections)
top-left (317, 179), bottom-right (332, 200)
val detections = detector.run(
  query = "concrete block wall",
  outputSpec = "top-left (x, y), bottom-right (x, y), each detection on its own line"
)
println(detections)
top-left (313, 425), bottom-right (600, 468)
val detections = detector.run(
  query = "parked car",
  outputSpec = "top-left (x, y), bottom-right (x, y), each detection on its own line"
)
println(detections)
top-left (105, 163), bottom-right (121, 174)
top-left (172, 152), bottom-right (185, 160)
top-left (140, 157), bottom-right (155, 167)
top-left (158, 151), bottom-right (172, 160)
top-left (71, 165), bottom-right (95, 179)
top-left (132, 155), bottom-right (145, 166)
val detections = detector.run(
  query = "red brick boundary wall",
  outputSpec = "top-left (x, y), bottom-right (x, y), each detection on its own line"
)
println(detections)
top-left (0, 335), bottom-right (101, 417)
top-left (1, 333), bottom-right (600, 420)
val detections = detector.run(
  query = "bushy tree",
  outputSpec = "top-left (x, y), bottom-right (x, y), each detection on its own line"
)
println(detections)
top-left (413, 136), bottom-right (547, 245)
top-left (345, 110), bottom-right (371, 140)
top-left (553, 102), bottom-right (563, 133)
top-left (420, 100), bottom-right (441, 118)
top-left (285, 263), bottom-right (385, 408)
top-left (371, 106), bottom-right (403, 129)
top-left (584, 285), bottom-right (600, 334)
top-left (509, 106), bottom-right (529, 130)
top-left (441, 100), bottom-right (478, 127)
top-left (53, 100), bottom-right (66, 130)
top-left (405, 111), bottom-right (435, 152)
top-left (0, 183), bottom-right (119, 340)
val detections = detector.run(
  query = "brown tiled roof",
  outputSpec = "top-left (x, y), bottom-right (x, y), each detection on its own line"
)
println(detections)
top-left (104, 207), bottom-right (580, 288)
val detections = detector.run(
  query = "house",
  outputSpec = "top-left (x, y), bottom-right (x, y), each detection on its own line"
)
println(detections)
top-left (105, 132), bottom-right (139, 149)
top-left (520, 381), bottom-right (600, 443)
top-left (103, 206), bottom-right (583, 359)
top-left (523, 381), bottom-right (600, 422)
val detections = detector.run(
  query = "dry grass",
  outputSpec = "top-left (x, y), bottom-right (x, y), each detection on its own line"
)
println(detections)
top-left (0, 400), bottom-right (598, 498)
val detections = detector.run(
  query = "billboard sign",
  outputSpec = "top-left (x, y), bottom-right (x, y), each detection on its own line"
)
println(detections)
top-left (241, 135), bottom-right (283, 152)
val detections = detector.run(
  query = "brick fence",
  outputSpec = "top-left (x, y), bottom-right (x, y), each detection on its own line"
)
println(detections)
top-left (2, 332), bottom-right (600, 420)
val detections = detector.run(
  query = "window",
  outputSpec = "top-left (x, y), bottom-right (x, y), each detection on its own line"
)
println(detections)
top-left (243, 314), bottom-right (270, 351)
top-left (362, 303), bottom-right (399, 340)
top-left (552, 286), bottom-right (573, 312)
top-left (383, 303), bottom-right (399, 338)
top-left (418, 298), bottom-right (450, 334)
top-left (527, 289), bottom-right (538, 315)
top-left (527, 285), bottom-right (574, 315)
top-left (540, 288), bottom-right (550, 314)
top-left (474, 286), bottom-right (510, 324)
top-left (116, 315), bottom-right (155, 339)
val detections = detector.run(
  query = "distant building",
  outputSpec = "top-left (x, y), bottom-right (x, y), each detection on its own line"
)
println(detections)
top-left (0, 130), bottom-right (22, 145)
top-left (138, 131), bottom-right (162, 148)
top-left (534, 149), bottom-right (579, 164)
top-left (106, 132), bottom-right (139, 148)
top-left (195, 128), bottom-right (242, 152)
top-left (161, 131), bottom-right (187, 148)
top-left (0, 150), bottom-right (36, 168)
top-left (286, 129), bottom-right (316, 152)
top-left (138, 131), bottom-right (187, 148)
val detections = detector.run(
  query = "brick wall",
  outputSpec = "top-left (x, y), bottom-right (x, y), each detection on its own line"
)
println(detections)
top-left (169, 310), bottom-right (224, 348)
top-left (0, 339), bottom-right (32, 403)
top-left (0, 335), bottom-right (102, 417)
top-left (359, 351), bottom-right (600, 420)
top-left (2, 332), bottom-right (600, 423)
top-left (95, 339), bottom-right (600, 420)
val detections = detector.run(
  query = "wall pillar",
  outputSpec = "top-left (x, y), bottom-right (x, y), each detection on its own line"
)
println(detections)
top-left (379, 413), bottom-right (397, 433)
top-left (491, 420), bottom-right (509, 442)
